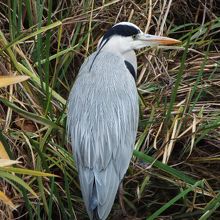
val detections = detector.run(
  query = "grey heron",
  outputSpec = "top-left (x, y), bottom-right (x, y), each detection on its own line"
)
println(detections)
top-left (67, 22), bottom-right (180, 220)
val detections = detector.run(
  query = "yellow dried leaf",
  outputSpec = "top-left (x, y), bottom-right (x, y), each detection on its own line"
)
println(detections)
top-left (0, 191), bottom-right (16, 209)
top-left (0, 159), bottom-right (21, 167)
top-left (0, 75), bottom-right (30, 88)
top-left (0, 141), bottom-right (9, 159)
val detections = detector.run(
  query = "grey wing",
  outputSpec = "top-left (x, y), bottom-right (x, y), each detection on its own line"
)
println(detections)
top-left (67, 53), bottom-right (139, 219)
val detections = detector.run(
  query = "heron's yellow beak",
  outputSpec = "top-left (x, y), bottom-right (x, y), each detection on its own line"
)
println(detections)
top-left (146, 36), bottom-right (181, 45)
top-left (137, 33), bottom-right (181, 46)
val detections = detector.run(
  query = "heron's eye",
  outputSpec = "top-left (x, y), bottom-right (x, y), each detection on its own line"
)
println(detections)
top-left (132, 34), bottom-right (137, 40)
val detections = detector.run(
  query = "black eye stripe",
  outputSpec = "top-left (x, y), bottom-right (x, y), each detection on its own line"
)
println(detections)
top-left (100, 24), bottom-right (140, 47)
top-left (105, 25), bottom-right (140, 37)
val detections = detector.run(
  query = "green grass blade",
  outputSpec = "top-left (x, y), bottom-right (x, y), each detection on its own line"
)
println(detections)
top-left (64, 169), bottom-right (76, 219)
top-left (0, 21), bottom-right (62, 53)
top-left (0, 170), bottom-right (38, 197)
top-left (133, 150), bottom-right (197, 185)
top-left (0, 167), bottom-right (58, 177)
top-left (165, 35), bottom-right (190, 121)
top-left (25, 0), bottom-right (33, 27)
top-left (147, 180), bottom-right (204, 220)
top-left (34, 46), bottom-right (76, 66)
top-left (48, 177), bottom-right (55, 220)
top-left (0, 97), bottom-right (62, 129)
top-left (199, 192), bottom-right (220, 220)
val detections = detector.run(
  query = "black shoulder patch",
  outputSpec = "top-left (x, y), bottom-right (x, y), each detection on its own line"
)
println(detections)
top-left (100, 24), bottom-right (140, 46)
top-left (124, 60), bottom-right (136, 80)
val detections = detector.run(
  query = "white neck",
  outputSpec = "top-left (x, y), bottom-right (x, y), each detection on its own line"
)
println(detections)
top-left (98, 36), bottom-right (137, 70)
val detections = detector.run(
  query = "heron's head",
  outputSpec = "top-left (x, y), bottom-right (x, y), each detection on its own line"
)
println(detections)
top-left (97, 22), bottom-right (181, 54)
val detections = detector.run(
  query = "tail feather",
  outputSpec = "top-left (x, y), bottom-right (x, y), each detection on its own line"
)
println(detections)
top-left (93, 207), bottom-right (100, 220)
top-left (78, 162), bottom-right (120, 220)
top-left (90, 181), bottom-right (98, 211)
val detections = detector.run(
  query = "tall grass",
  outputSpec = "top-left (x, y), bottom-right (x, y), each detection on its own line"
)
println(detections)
top-left (0, 0), bottom-right (220, 219)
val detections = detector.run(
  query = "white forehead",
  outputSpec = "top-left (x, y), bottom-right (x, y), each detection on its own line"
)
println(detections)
top-left (113, 22), bottom-right (141, 31)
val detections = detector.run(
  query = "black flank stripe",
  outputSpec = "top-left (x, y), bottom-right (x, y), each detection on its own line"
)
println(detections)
top-left (124, 60), bottom-right (136, 80)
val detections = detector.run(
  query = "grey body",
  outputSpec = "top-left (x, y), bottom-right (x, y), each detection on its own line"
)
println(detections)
top-left (67, 21), bottom-right (180, 220)
top-left (67, 51), bottom-right (139, 219)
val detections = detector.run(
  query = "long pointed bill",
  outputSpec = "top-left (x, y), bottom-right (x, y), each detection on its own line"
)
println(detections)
top-left (139, 34), bottom-right (181, 45)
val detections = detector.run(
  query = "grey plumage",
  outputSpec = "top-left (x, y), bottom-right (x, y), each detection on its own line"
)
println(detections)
top-left (67, 22), bottom-right (180, 220)
top-left (68, 51), bottom-right (139, 219)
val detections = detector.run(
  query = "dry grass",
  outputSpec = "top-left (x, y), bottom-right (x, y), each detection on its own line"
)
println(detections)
top-left (0, 0), bottom-right (220, 219)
